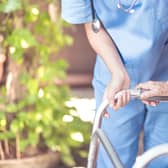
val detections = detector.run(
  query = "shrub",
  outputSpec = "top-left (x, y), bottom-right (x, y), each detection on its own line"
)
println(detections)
top-left (0, 0), bottom-right (91, 166)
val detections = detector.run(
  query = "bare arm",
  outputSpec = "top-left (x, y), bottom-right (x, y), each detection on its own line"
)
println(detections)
top-left (84, 23), bottom-right (130, 110)
top-left (85, 23), bottom-right (126, 76)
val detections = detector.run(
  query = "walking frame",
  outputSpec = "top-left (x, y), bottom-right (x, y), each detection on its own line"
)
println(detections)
top-left (87, 89), bottom-right (168, 168)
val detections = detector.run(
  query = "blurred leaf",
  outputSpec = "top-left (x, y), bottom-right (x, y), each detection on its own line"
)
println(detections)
top-left (10, 119), bottom-right (24, 133)
top-left (0, 118), bottom-right (6, 128)
top-left (28, 131), bottom-right (39, 146)
top-left (79, 150), bottom-right (88, 158)
top-left (6, 29), bottom-right (37, 48)
top-left (0, 111), bottom-right (5, 119)
top-left (62, 154), bottom-right (75, 167)
top-left (19, 72), bottom-right (30, 84)
top-left (25, 5), bottom-right (40, 23)
top-left (27, 79), bottom-right (38, 95)
top-left (6, 103), bottom-right (18, 113)
top-left (0, 132), bottom-right (7, 140)
top-left (20, 139), bottom-right (29, 152)
top-left (0, 0), bottom-right (22, 13)
top-left (0, 130), bottom-right (15, 140)
top-left (5, 29), bottom-right (37, 62)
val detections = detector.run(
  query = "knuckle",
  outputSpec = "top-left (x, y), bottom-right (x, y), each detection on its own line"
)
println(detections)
top-left (147, 81), bottom-right (153, 85)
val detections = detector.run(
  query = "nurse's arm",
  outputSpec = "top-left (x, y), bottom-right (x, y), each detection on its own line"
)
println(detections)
top-left (84, 23), bottom-right (130, 110)
top-left (84, 23), bottom-right (127, 78)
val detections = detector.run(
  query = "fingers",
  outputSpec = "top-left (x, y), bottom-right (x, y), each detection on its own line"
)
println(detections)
top-left (103, 87), bottom-right (115, 106)
top-left (113, 93), bottom-right (122, 110)
top-left (142, 100), bottom-right (159, 106)
top-left (103, 110), bottom-right (110, 118)
top-left (136, 81), bottom-right (158, 99)
top-left (112, 90), bottom-right (130, 111)
top-left (103, 75), bottom-right (130, 111)
top-left (140, 90), bottom-right (157, 100)
top-left (136, 81), bottom-right (161, 106)
top-left (104, 89), bottom-right (131, 111)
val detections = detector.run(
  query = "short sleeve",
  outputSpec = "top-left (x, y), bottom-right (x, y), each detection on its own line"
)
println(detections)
top-left (61, 0), bottom-right (92, 24)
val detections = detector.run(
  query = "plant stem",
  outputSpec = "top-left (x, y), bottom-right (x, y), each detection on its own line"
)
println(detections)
top-left (16, 133), bottom-right (21, 159)
top-left (3, 127), bottom-right (10, 156)
top-left (4, 139), bottom-right (9, 156)
top-left (0, 141), bottom-right (5, 160)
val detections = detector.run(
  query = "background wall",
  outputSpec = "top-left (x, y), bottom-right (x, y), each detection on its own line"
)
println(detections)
top-left (57, 25), bottom-right (96, 86)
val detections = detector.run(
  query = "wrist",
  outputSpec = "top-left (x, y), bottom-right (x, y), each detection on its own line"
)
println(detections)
top-left (112, 68), bottom-right (128, 79)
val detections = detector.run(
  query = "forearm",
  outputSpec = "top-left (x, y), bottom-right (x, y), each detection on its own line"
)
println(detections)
top-left (85, 23), bottom-right (131, 110)
top-left (84, 23), bottom-right (126, 77)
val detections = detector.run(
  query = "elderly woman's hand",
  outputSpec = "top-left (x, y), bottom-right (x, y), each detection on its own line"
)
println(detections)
top-left (136, 81), bottom-right (168, 106)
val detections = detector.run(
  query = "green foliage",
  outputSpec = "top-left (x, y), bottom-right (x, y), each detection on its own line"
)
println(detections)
top-left (6, 29), bottom-right (37, 62)
top-left (0, 0), bottom-right (90, 166)
top-left (0, 0), bottom-right (22, 13)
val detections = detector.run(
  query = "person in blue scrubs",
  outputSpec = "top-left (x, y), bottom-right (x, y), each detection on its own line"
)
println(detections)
top-left (61, 1), bottom-right (168, 167)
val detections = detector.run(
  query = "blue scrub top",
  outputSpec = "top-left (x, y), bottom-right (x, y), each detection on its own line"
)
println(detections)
top-left (61, 0), bottom-right (168, 86)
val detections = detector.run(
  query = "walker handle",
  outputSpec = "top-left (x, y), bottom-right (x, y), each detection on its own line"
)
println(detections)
top-left (145, 96), bottom-right (168, 102)
top-left (129, 89), bottom-right (168, 102)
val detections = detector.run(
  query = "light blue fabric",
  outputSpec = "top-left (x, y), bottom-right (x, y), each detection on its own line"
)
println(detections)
top-left (61, 0), bottom-right (92, 24)
top-left (61, 0), bottom-right (168, 167)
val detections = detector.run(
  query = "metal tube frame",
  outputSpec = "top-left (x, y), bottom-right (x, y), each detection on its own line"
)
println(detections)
top-left (87, 93), bottom-right (168, 168)
top-left (87, 129), bottom-right (124, 168)
top-left (87, 99), bottom-right (124, 168)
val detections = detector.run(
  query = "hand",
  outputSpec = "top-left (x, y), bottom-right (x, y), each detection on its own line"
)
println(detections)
top-left (103, 71), bottom-right (130, 111)
top-left (136, 81), bottom-right (168, 106)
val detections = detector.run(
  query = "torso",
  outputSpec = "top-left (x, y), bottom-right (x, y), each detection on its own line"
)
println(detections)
top-left (93, 0), bottom-right (168, 85)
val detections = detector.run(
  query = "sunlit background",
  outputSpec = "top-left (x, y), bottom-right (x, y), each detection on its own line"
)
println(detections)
top-left (0, 0), bottom-right (96, 168)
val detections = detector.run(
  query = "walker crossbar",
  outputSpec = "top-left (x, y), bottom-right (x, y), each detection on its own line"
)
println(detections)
top-left (133, 144), bottom-right (168, 168)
